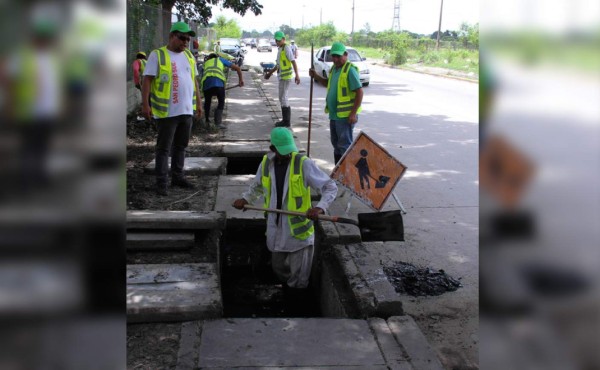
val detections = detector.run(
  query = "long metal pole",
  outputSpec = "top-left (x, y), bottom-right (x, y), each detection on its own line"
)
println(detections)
top-left (307, 42), bottom-right (314, 157)
top-left (436, 0), bottom-right (443, 49)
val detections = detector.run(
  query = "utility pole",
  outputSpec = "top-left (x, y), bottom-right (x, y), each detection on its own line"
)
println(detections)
top-left (351, 0), bottom-right (355, 35)
top-left (436, 0), bottom-right (443, 49)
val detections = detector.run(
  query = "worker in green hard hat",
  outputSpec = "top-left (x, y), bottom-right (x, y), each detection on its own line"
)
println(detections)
top-left (309, 42), bottom-right (363, 164)
top-left (264, 31), bottom-right (300, 128)
top-left (232, 128), bottom-right (337, 304)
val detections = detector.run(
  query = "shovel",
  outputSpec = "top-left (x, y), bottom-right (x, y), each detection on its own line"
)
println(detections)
top-left (368, 174), bottom-right (391, 189)
top-left (243, 205), bottom-right (404, 242)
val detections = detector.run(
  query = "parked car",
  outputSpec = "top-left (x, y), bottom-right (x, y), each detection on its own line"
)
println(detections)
top-left (257, 39), bottom-right (272, 52)
top-left (313, 46), bottom-right (370, 86)
top-left (218, 38), bottom-right (245, 66)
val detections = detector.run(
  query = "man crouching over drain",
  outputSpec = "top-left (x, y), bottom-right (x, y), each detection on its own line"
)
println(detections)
top-left (233, 128), bottom-right (338, 309)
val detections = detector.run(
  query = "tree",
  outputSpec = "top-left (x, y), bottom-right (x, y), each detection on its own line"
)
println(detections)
top-left (156, 0), bottom-right (263, 40)
top-left (213, 15), bottom-right (242, 38)
top-left (462, 23), bottom-right (479, 48)
top-left (362, 23), bottom-right (371, 35)
top-left (276, 25), bottom-right (293, 39)
top-left (295, 22), bottom-right (337, 48)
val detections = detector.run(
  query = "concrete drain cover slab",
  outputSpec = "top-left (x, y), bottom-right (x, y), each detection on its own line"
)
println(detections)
top-left (126, 210), bottom-right (226, 230)
top-left (127, 263), bottom-right (222, 323)
top-left (197, 318), bottom-right (386, 368)
top-left (144, 157), bottom-right (227, 175)
top-left (126, 231), bottom-right (195, 251)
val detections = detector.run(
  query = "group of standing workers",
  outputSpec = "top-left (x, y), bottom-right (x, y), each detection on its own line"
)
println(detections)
top-left (132, 22), bottom-right (363, 304)
top-left (263, 32), bottom-right (363, 164)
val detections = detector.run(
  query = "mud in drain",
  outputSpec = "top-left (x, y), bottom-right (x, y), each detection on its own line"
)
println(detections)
top-left (384, 261), bottom-right (462, 296)
top-left (221, 224), bottom-right (321, 317)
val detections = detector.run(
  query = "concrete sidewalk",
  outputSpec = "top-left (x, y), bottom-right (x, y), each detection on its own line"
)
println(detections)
top-left (177, 316), bottom-right (443, 370)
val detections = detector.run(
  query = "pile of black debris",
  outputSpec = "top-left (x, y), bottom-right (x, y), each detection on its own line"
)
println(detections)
top-left (384, 261), bottom-right (462, 296)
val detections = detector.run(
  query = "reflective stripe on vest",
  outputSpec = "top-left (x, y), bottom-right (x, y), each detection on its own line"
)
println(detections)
top-left (278, 47), bottom-right (293, 80)
top-left (325, 61), bottom-right (363, 118)
top-left (260, 153), bottom-right (314, 240)
top-left (139, 59), bottom-right (146, 76)
top-left (15, 48), bottom-right (36, 120)
top-left (201, 57), bottom-right (226, 90)
top-left (150, 47), bottom-right (197, 118)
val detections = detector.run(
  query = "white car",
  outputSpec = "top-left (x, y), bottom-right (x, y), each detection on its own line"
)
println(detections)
top-left (313, 46), bottom-right (370, 86)
top-left (257, 39), bottom-right (272, 52)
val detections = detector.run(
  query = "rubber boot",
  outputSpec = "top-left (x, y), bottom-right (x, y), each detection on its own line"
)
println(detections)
top-left (274, 107), bottom-right (285, 126)
top-left (214, 109), bottom-right (224, 129)
top-left (275, 106), bottom-right (291, 127)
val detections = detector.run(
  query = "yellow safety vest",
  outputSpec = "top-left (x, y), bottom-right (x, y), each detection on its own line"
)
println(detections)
top-left (325, 61), bottom-right (362, 118)
top-left (14, 48), bottom-right (61, 121)
top-left (139, 58), bottom-right (146, 75)
top-left (200, 57), bottom-right (226, 90)
top-left (278, 46), bottom-right (293, 80)
top-left (149, 46), bottom-right (197, 118)
top-left (261, 153), bottom-right (314, 240)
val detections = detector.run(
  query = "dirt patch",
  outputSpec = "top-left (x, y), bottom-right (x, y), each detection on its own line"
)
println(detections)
top-left (126, 115), bottom-right (221, 369)
top-left (127, 322), bottom-right (182, 370)
top-left (126, 115), bottom-right (221, 212)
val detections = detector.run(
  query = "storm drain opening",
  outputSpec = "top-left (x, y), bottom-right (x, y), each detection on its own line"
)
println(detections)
top-left (226, 156), bottom-right (263, 175)
top-left (220, 223), bottom-right (321, 318)
top-left (384, 261), bottom-right (462, 297)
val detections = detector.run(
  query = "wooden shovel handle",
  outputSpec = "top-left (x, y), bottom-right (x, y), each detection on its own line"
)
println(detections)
top-left (243, 204), bottom-right (349, 224)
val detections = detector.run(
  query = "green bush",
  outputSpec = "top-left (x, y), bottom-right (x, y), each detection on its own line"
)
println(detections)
top-left (423, 51), bottom-right (441, 64)
top-left (391, 47), bottom-right (408, 65)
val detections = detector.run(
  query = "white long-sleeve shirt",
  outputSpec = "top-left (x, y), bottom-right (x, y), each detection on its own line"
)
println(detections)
top-left (242, 152), bottom-right (338, 252)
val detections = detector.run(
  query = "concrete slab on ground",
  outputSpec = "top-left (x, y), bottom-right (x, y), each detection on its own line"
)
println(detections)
top-left (126, 210), bottom-right (226, 230)
top-left (220, 140), bottom-right (271, 157)
top-left (126, 263), bottom-right (222, 323)
top-left (221, 70), bottom-right (276, 141)
top-left (144, 157), bottom-right (227, 175)
top-left (387, 316), bottom-right (445, 370)
top-left (197, 318), bottom-right (387, 368)
top-left (214, 175), bottom-right (265, 224)
top-left (126, 231), bottom-right (195, 251)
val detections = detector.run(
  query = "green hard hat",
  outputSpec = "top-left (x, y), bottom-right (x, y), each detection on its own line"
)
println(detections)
top-left (274, 31), bottom-right (285, 41)
top-left (170, 21), bottom-right (196, 37)
top-left (270, 127), bottom-right (297, 155)
top-left (330, 42), bottom-right (346, 56)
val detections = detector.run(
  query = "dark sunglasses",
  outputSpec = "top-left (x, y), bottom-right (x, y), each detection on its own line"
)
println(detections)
top-left (176, 33), bottom-right (190, 42)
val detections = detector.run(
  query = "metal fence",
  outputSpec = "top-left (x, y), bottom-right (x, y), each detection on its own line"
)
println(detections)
top-left (127, 0), bottom-right (205, 81)
top-left (351, 37), bottom-right (477, 52)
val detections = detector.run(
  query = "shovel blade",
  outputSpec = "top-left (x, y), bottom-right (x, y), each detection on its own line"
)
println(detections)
top-left (358, 210), bottom-right (404, 242)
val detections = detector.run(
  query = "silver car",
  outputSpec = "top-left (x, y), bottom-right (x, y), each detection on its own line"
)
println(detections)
top-left (257, 39), bottom-right (272, 53)
top-left (313, 46), bottom-right (370, 86)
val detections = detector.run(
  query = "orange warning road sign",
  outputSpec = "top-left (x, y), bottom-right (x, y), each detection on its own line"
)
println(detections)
top-left (480, 134), bottom-right (535, 209)
top-left (331, 132), bottom-right (407, 211)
